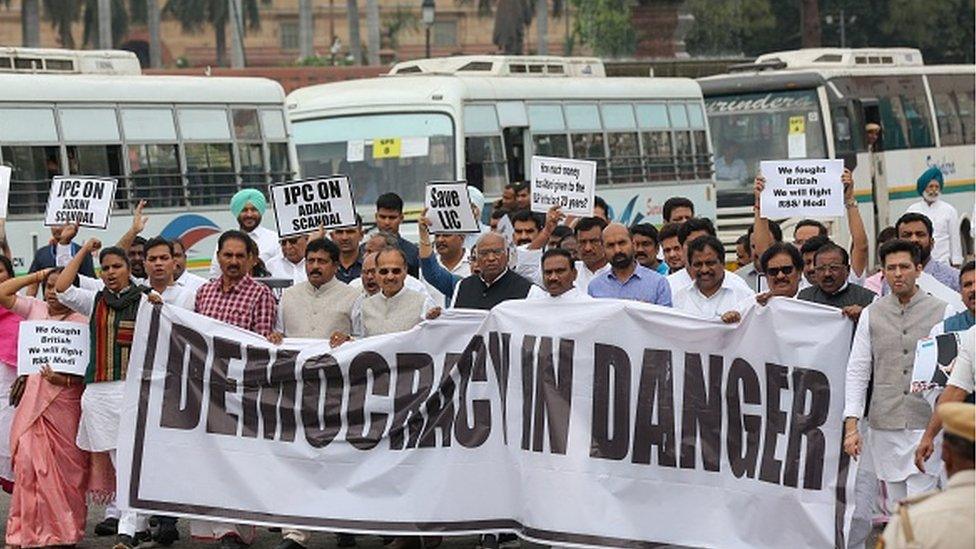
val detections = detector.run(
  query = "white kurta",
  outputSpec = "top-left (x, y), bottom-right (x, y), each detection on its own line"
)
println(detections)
top-left (672, 274), bottom-right (755, 319)
top-left (574, 261), bottom-right (609, 292)
top-left (265, 254), bottom-right (308, 285)
top-left (175, 270), bottom-right (209, 293)
top-left (525, 285), bottom-right (593, 302)
top-left (906, 198), bottom-right (962, 265)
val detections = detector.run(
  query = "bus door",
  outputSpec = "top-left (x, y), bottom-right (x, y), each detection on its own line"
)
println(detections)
top-left (502, 126), bottom-right (527, 183)
top-left (858, 98), bottom-right (892, 232)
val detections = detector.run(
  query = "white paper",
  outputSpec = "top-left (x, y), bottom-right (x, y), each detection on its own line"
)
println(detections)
top-left (270, 175), bottom-right (358, 237)
top-left (346, 140), bottom-right (365, 162)
top-left (912, 333), bottom-right (959, 393)
top-left (400, 137), bottom-right (430, 158)
top-left (44, 176), bottom-right (117, 229)
top-left (0, 165), bottom-right (10, 219)
top-left (425, 181), bottom-right (480, 234)
top-left (788, 132), bottom-right (806, 158)
top-left (17, 320), bottom-right (89, 376)
top-left (530, 156), bottom-right (597, 217)
top-left (759, 159), bottom-right (844, 219)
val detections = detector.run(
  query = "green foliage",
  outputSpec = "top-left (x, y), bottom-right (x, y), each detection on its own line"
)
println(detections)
top-left (879, 0), bottom-right (974, 63)
top-left (381, 4), bottom-right (419, 50)
top-left (685, 0), bottom-right (776, 56)
top-left (570, 0), bottom-right (635, 58)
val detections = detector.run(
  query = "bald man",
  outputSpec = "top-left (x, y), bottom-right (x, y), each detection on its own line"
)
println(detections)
top-left (587, 223), bottom-right (671, 306)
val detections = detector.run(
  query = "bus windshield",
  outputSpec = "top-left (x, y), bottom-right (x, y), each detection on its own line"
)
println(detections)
top-left (293, 112), bottom-right (455, 206)
top-left (705, 89), bottom-right (826, 198)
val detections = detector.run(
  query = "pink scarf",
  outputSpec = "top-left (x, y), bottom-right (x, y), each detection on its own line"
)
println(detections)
top-left (0, 307), bottom-right (21, 368)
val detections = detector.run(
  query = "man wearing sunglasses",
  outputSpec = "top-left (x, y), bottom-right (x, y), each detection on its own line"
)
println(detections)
top-left (754, 243), bottom-right (802, 303)
top-left (799, 242), bottom-right (877, 323)
top-left (266, 234), bottom-right (308, 284)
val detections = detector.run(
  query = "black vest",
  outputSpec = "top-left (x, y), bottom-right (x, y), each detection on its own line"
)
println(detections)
top-left (798, 282), bottom-right (877, 309)
top-left (453, 270), bottom-right (533, 310)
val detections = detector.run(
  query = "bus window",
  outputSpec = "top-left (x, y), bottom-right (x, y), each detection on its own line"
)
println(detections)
top-left (640, 131), bottom-right (674, 182)
top-left (928, 74), bottom-right (976, 145)
top-left (464, 136), bottom-right (507, 194)
top-left (531, 134), bottom-right (569, 158)
top-left (184, 143), bottom-right (236, 206)
top-left (1, 145), bottom-right (59, 214)
top-left (601, 104), bottom-right (641, 184)
top-left (674, 131), bottom-right (695, 180)
top-left (128, 144), bottom-right (182, 207)
top-left (66, 145), bottom-right (125, 209)
top-left (830, 76), bottom-right (935, 150)
top-left (234, 109), bottom-right (265, 184)
top-left (527, 103), bottom-right (569, 163)
top-left (268, 142), bottom-right (291, 182)
top-left (260, 110), bottom-right (288, 141)
top-left (566, 103), bottom-right (608, 184)
top-left (692, 130), bottom-right (710, 179)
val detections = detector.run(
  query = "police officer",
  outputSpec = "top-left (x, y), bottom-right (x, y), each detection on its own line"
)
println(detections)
top-left (880, 402), bottom-right (975, 549)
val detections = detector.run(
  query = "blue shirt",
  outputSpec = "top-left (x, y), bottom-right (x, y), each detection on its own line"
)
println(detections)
top-left (587, 264), bottom-right (672, 306)
top-left (943, 310), bottom-right (975, 333)
top-left (653, 261), bottom-right (669, 276)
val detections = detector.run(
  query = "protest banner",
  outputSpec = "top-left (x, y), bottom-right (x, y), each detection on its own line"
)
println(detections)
top-left (0, 165), bottom-right (10, 218)
top-left (17, 320), bottom-right (89, 376)
top-left (425, 182), bottom-right (480, 234)
top-left (759, 159), bottom-right (844, 218)
top-left (44, 176), bottom-right (117, 229)
top-left (270, 176), bottom-right (358, 237)
top-left (530, 156), bottom-right (596, 216)
top-left (118, 299), bottom-right (855, 549)
top-left (912, 332), bottom-right (960, 394)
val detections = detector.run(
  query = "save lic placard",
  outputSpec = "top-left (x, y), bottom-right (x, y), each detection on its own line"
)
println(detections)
top-left (425, 182), bottom-right (480, 234)
top-left (44, 176), bottom-right (117, 229)
top-left (17, 321), bottom-right (90, 376)
top-left (271, 176), bottom-right (358, 238)
top-left (760, 159), bottom-right (844, 218)
top-left (530, 156), bottom-right (597, 217)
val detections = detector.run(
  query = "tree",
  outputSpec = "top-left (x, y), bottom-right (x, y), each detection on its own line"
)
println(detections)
top-left (492, 0), bottom-right (532, 54)
top-left (381, 5), bottom-right (418, 51)
top-left (685, 0), bottom-right (775, 56)
top-left (880, 0), bottom-right (974, 63)
top-left (800, 0), bottom-right (821, 47)
top-left (365, 0), bottom-right (380, 64)
top-left (22, 0), bottom-right (41, 47)
top-left (42, 0), bottom-right (82, 48)
top-left (163, 0), bottom-right (268, 67)
top-left (569, 0), bottom-right (635, 58)
top-left (535, 0), bottom-right (548, 54)
top-left (347, 0), bottom-right (363, 65)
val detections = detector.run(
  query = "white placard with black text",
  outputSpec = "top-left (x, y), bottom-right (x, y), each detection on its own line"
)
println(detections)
top-left (271, 176), bottom-right (358, 238)
top-left (44, 176), bottom-right (117, 229)
top-left (425, 182), bottom-right (480, 234)
top-left (17, 320), bottom-right (90, 376)
top-left (530, 156), bottom-right (597, 217)
top-left (759, 159), bottom-right (844, 218)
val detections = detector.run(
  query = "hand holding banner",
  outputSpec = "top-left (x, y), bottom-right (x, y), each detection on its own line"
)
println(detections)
top-left (425, 182), bottom-right (480, 234)
top-left (17, 321), bottom-right (90, 376)
top-left (271, 176), bottom-right (358, 238)
top-left (759, 159), bottom-right (844, 218)
top-left (531, 156), bottom-right (596, 217)
top-left (44, 176), bottom-right (117, 229)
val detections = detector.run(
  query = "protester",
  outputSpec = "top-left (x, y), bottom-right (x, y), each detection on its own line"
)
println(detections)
top-left (587, 223), bottom-right (671, 306)
top-left (863, 227), bottom-right (898, 295)
top-left (0, 256), bottom-right (20, 490)
top-left (930, 260), bottom-right (976, 334)
top-left (844, 240), bottom-right (954, 513)
top-left (452, 232), bottom-right (532, 310)
top-left (792, 219), bottom-right (828, 249)
top-left (659, 222), bottom-right (684, 274)
top-left (55, 240), bottom-right (151, 549)
top-left (755, 242), bottom-right (802, 301)
top-left (798, 243), bottom-right (877, 322)
top-left (662, 197), bottom-right (694, 224)
top-left (352, 232), bottom-right (431, 297)
top-left (27, 223), bottom-right (96, 295)
top-left (527, 248), bottom-right (591, 301)
top-left (417, 210), bottom-right (472, 305)
top-left (883, 402), bottom-right (974, 549)
top-left (734, 234), bottom-right (751, 270)
top-left (266, 234), bottom-right (308, 284)
top-left (374, 193), bottom-right (420, 278)
top-left (573, 216), bottom-right (610, 290)
top-left (514, 183), bottom-right (531, 210)
top-left (331, 214), bottom-right (365, 284)
top-left (209, 189), bottom-right (280, 278)
top-left (800, 235), bottom-right (831, 288)
top-left (906, 166), bottom-right (962, 266)
top-left (511, 209), bottom-right (544, 247)
top-left (667, 218), bottom-right (750, 295)
top-left (172, 238), bottom-right (209, 292)
top-left (672, 236), bottom-right (753, 321)
top-left (630, 223), bottom-right (668, 275)
top-left (463, 186), bottom-right (492, 250)
top-left (143, 237), bottom-right (195, 309)
top-left (126, 236), bottom-right (147, 280)
top-left (735, 219), bottom-right (783, 293)
top-left (0, 267), bottom-right (105, 549)
top-left (892, 212), bottom-right (960, 292)
top-left (489, 207), bottom-right (509, 232)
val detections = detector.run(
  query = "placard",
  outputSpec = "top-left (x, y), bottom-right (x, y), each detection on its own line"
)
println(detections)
top-left (270, 176), bottom-right (358, 238)
top-left (530, 156), bottom-right (597, 216)
top-left (0, 165), bottom-right (10, 218)
top-left (759, 159), bottom-right (844, 218)
top-left (17, 320), bottom-right (90, 376)
top-left (425, 182), bottom-right (480, 234)
top-left (911, 332), bottom-right (960, 394)
top-left (43, 176), bottom-right (117, 229)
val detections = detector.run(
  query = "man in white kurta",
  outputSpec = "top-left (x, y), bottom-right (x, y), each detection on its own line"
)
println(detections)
top-left (209, 189), bottom-right (281, 277)
top-left (906, 166), bottom-right (962, 265)
top-left (672, 236), bottom-right (754, 319)
top-left (525, 248), bottom-right (594, 302)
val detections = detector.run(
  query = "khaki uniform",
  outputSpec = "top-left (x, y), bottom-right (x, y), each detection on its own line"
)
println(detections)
top-left (879, 469), bottom-right (975, 549)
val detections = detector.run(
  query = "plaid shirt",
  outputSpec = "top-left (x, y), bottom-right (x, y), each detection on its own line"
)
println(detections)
top-left (194, 275), bottom-right (277, 337)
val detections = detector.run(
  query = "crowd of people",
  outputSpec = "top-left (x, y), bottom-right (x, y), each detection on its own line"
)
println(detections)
top-left (0, 163), bottom-right (971, 549)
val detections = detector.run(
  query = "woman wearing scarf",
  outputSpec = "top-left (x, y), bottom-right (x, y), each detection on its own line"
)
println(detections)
top-left (0, 267), bottom-right (114, 547)
top-left (0, 255), bottom-right (22, 493)
top-left (56, 239), bottom-right (150, 549)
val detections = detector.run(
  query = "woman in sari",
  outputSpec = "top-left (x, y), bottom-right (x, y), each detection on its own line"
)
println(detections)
top-left (0, 267), bottom-right (101, 548)
top-left (0, 255), bottom-right (22, 493)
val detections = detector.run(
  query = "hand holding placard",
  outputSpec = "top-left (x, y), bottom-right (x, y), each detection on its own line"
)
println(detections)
top-left (530, 156), bottom-right (596, 217)
top-left (17, 321), bottom-right (90, 376)
top-left (44, 176), bottom-right (117, 229)
top-left (425, 182), bottom-right (480, 234)
top-left (759, 159), bottom-right (844, 218)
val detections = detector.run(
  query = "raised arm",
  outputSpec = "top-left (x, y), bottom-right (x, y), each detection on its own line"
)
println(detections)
top-left (751, 176), bottom-right (775, 259)
top-left (56, 238), bottom-right (100, 293)
top-left (0, 268), bottom-right (51, 310)
top-left (843, 169), bottom-right (869, 277)
top-left (115, 200), bottom-right (147, 251)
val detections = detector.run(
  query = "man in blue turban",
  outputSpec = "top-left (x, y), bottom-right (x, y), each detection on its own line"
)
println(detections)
top-left (906, 166), bottom-right (962, 266)
top-left (208, 188), bottom-right (281, 277)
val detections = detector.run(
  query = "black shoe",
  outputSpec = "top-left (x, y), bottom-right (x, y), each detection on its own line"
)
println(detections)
top-left (219, 535), bottom-right (249, 549)
top-left (273, 539), bottom-right (306, 549)
top-left (336, 533), bottom-right (357, 547)
top-left (154, 519), bottom-right (180, 546)
top-left (95, 517), bottom-right (120, 537)
top-left (113, 534), bottom-right (136, 549)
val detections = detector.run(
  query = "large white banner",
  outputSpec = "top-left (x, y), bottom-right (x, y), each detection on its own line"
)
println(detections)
top-left (118, 299), bottom-right (856, 548)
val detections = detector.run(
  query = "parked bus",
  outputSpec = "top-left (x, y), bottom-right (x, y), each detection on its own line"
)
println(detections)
top-left (286, 55), bottom-right (716, 228)
top-left (698, 47), bottom-right (975, 259)
top-left (0, 47), bottom-right (294, 274)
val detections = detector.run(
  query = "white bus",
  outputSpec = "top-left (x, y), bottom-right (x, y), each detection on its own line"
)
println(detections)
top-left (698, 47), bottom-right (975, 258)
top-left (0, 48), bottom-right (294, 274)
top-left (286, 55), bottom-right (716, 227)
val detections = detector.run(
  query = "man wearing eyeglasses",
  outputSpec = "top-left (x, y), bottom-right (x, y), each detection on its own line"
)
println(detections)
top-left (265, 234), bottom-right (309, 284)
top-left (452, 232), bottom-right (533, 310)
top-left (798, 242), bottom-right (877, 322)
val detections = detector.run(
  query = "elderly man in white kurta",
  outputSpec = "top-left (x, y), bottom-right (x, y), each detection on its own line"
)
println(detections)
top-left (844, 240), bottom-right (953, 512)
top-left (906, 166), bottom-right (962, 266)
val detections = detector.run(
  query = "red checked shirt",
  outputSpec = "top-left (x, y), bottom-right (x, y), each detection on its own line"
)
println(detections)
top-left (194, 275), bottom-right (277, 337)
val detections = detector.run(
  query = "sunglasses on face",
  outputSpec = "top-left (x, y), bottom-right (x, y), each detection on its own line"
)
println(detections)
top-left (766, 265), bottom-right (795, 277)
top-left (378, 268), bottom-right (403, 276)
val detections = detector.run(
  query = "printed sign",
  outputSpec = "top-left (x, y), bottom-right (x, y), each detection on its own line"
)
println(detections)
top-left (530, 156), bottom-right (597, 216)
top-left (0, 165), bottom-right (10, 218)
top-left (425, 182), bottom-right (480, 234)
top-left (912, 332), bottom-right (960, 394)
top-left (788, 116), bottom-right (807, 158)
top-left (270, 176), bottom-right (358, 238)
top-left (43, 176), bottom-right (117, 229)
top-left (373, 138), bottom-right (402, 159)
top-left (759, 159), bottom-right (844, 218)
top-left (17, 320), bottom-right (89, 376)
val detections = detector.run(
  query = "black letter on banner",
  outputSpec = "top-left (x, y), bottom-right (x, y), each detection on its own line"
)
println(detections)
top-left (590, 343), bottom-right (630, 460)
top-left (455, 335), bottom-right (491, 448)
top-left (759, 362), bottom-right (790, 485)
top-left (784, 368), bottom-right (829, 489)
top-left (488, 332), bottom-right (511, 444)
top-left (242, 347), bottom-right (298, 441)
top-left (301, 353), bottom-right (344, 448)
top-left (347, 352), bottom-right (391, 450)
top-left (632, 349), bottom-right (676, 466)
top-left (531, 337), bottom-right (573, 454)
top-left (207, 336), bottom-right (242, 436)
top-left (390, 353), bottom-right (434, 450)
top-left (680, 353), bottom-right (723, 471)
top-left (520, 335), bottom-right (536, 450)
top-left (160, 323), bottom-right (207, 430)
top-left (726, 358), bottom-right (762, 478)
top-left (419, 352), bottom-right (460, 447)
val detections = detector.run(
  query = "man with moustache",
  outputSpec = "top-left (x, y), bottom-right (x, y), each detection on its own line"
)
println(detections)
top-left (331, 214), bottom-right (365, 284)
top-left (631, 223), bottom-right (668, 275)
top-left (142, 237), bottom-right (195, 309)
top-left (672, 236), bottom-right (753, 321)
top-left (906, 166), bottom-right (962, 266)
top-left (658, 222), bottom-right (684, 275)
top-left (587, 223), bottom-right (671, 306)
top-left (171, 239), bottom-right (209, 292)
top-left (511, 209), bottom-right (544, 247)
top-left (891, 212), bottom-right (960, 292)
top-left (798, 242), bottom-right (877, 321)
top-left (527, 248), bottom-right (591, 301)
top-left (755, 242), bottom-right (802, 301)
top-left (126, 236), bottom-right (147, 280)
top-left (209, 189), bottom-right (280, 278)
top-left (265, 234), bottom-right (308, 284)
top-left (453, 232), bottom-right (533, 310)
top-left (351, 232), bottom-right (431, 297)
